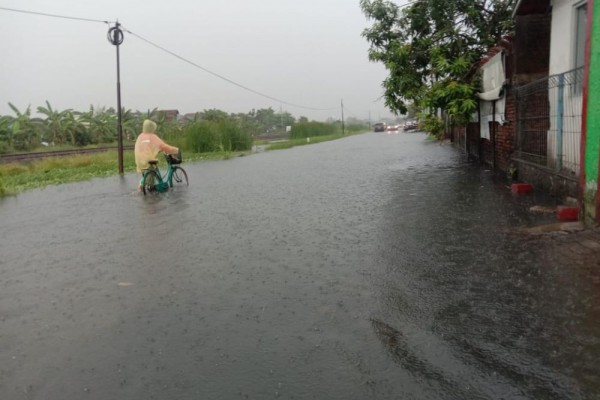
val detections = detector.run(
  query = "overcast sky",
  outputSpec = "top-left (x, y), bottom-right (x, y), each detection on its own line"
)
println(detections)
top-left (0, 0), bottom-right (407, 122)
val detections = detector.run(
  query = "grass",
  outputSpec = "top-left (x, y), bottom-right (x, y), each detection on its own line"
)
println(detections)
top-left (0, 131), bottom-right (366, 197)
top-left (266, 132), bottom-right (363, 150)
top-left (0, 151), bottom-right (135, 195)
top-left (0, 150), bottom-right (246, 196)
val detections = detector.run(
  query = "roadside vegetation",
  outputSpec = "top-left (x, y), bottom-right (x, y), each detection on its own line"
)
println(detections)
top-left (267, 122), bottom-right (369, 150)
top-left (360, 0), bottom-right (514, 139)
top-left (0, 103), bottom-right (369, 196)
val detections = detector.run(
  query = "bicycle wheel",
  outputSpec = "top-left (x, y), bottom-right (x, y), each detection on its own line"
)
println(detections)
top-left (170, 166), bottom-right (189, 188)
top-left (142, 169), bottom-right (161, 195)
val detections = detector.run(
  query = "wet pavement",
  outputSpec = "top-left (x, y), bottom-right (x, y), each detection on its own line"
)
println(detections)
top-left (1, 132), bottom-right (599, 399)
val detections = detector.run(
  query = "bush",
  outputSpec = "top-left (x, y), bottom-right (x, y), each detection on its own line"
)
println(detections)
top-left (418, 114), bottom-right (445, 140)
top-left (345, 123), bottom-right (369, 133)
top-left (74, 130), bottom-right (93, 147)
top-left (183, 120), bottom-right (252, 153)
top-left (290, 122), bottom-right (338, 139)
top-left (218, 121), bottom-right (252, 151)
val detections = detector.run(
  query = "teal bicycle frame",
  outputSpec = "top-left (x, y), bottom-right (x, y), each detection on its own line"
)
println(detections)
top-left (141, 152), bottom-right (189, 195)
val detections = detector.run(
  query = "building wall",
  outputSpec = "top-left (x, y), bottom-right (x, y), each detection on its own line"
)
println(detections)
top-left (584, 0), bottom-right (600, 223)
top-left (495, 89), bottom-right (517, 172)
top-left (546, 0), bottom-right (585, 174)
top-left (549, 0), bottom-right (585, 75)
top-left (514, 14), bottom-right (551, 83)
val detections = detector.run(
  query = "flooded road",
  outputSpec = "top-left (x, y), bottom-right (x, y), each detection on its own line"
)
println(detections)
top-left (1, 132), bottom-right (599, 399)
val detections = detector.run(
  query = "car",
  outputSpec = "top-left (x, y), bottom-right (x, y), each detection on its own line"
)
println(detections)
top-left (373, 122), bottom-right (386, 132)
top-left (386, 124), bottom-right (400, 132)
top-left (403, 121), bottom-right (418, 132)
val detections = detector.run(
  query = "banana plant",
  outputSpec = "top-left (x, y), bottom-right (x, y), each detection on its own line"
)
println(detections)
top-left (36, 101), bottom-right (70, 145)
top-left (0, 115), bottom-right (13, 150)
top-left (8, 103), bottom-right (41, 150)
top-left (79, 106), bottom-right (117, 143)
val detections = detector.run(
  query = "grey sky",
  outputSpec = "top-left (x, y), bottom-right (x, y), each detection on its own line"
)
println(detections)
top-left (0, 0), bottom-right (405, 122)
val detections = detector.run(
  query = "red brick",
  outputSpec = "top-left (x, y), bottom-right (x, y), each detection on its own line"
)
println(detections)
top-left (511, 183), bottom-right (533, 193)
top-left (556, 206), bottom-right (579, 222)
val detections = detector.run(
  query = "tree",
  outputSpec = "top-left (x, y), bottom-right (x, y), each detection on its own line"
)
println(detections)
top-left (200, 109), bottom-right (230, 122)
top-left (255, 108), bottom-right (277, 132)
top-left (7, 103), bottom-right (41, 150)
top-left (62, 110), bottom-right (90, 146)
top-left (37, 101), bottom-right (70, 144)
top-left (0, 116), bottom-right (13, 152)
top-left (79, 106), bottom-right (116, 144)
top-left (120, 108), bottom-right (139, 141)
top-left (360, 0), bottom-right (513, 125)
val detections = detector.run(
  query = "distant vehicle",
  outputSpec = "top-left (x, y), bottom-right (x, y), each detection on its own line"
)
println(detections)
top-left (403, 121), bottom-right (418, 132)
top-left (374, 122), bottom-right (385, 132)
top-left (386, 124), bottom-right (400, 132)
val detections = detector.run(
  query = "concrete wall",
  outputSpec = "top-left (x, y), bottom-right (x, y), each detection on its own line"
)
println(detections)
top-left (518, 161), bottom-right (580, 196)
top-left (547, 0), bottom-right (585, 174)
top-left (549, 0), bottom-right (586, 74)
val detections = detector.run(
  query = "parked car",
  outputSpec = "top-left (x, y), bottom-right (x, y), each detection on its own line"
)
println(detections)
top-left (374, 122), bottom-right (385, 132)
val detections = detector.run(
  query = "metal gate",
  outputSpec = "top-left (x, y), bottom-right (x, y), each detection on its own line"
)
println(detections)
top-left (515, 67), bottom-right (583, 176)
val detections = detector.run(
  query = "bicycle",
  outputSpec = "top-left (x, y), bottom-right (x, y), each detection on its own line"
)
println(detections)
top-left (141, 152), bottom-right (189, 195)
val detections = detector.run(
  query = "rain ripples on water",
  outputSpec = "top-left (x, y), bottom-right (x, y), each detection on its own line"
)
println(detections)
top-left (0, 132), bottom-right (598, 399)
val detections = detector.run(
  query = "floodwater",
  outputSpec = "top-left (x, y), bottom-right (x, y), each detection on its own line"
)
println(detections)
top-left (1, 132), bottom-right (599, 399)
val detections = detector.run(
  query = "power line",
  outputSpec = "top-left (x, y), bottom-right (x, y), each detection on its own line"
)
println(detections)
top-left (342, 103), bottom-right (357, 116)
top-left (0, 6), bottom-right (113, 24)
top-left (398, 0), bottom-right (418, 8)
top-left (0, 5), bottom-right (337, 112)
top-left (122, 27), bottom-right (335, 112)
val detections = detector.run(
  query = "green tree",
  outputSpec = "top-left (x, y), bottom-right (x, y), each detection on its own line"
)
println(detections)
top-left (200, 109), bottom-right (230, 122)
top-left (278, 111), bottom-right (295, 129)
top-left (37, 101), bottom-right (71, 144)
top-left (121, 108), bottom-right (139, 141)
top-left (360, 0), bottom-right (513, 125)
top-left (62, 110), bottom-right (88, 146)
top-left (79, 106), bottom-right (116, 144)
top-left (7, 103), bottom-right (41, 150)
top-left (0, 116), bottom-right (13, 152)
top-left (255, 108), bottom-right (277, 132)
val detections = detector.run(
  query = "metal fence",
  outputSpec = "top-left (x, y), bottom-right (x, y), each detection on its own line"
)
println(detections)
top-left (515, 67), bottom-right (583, 176)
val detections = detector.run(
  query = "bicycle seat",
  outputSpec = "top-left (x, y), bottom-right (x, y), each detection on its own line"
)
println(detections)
top-left (148, 159), bottom-right (159, 165)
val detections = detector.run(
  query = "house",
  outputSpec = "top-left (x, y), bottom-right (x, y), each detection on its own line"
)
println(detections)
top-left (453, 0), bottom-right (599, 222)
top-left (157, 109), bottom-right (179, 122)
top-left (180, 112), bottom-right (201, 123)
top-left (513, 0), bottom-right (597, 223)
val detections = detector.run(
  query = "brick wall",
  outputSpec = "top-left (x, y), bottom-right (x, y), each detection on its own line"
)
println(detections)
top-left (513, 14), bottom-right (551, 85)
top-left (450, 13), bottom-right (551, 175)
top-left (466, 123), bottom-right (480, 159)
top-left (471, 52), bottom-right (519, 172)
top-left (494, 89), bottom-right (517, 172)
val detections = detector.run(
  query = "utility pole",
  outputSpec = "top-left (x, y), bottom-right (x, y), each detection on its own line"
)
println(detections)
top-left (341, 99), bottom-right (345, 135)
top-left (108, 22), bottom-right (125, 174)
top-left (280, 104), bottom-right (283, 134)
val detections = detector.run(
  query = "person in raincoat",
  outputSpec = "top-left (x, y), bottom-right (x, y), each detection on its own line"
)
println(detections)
top-left (134, 119), bottom-right (180, 190)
